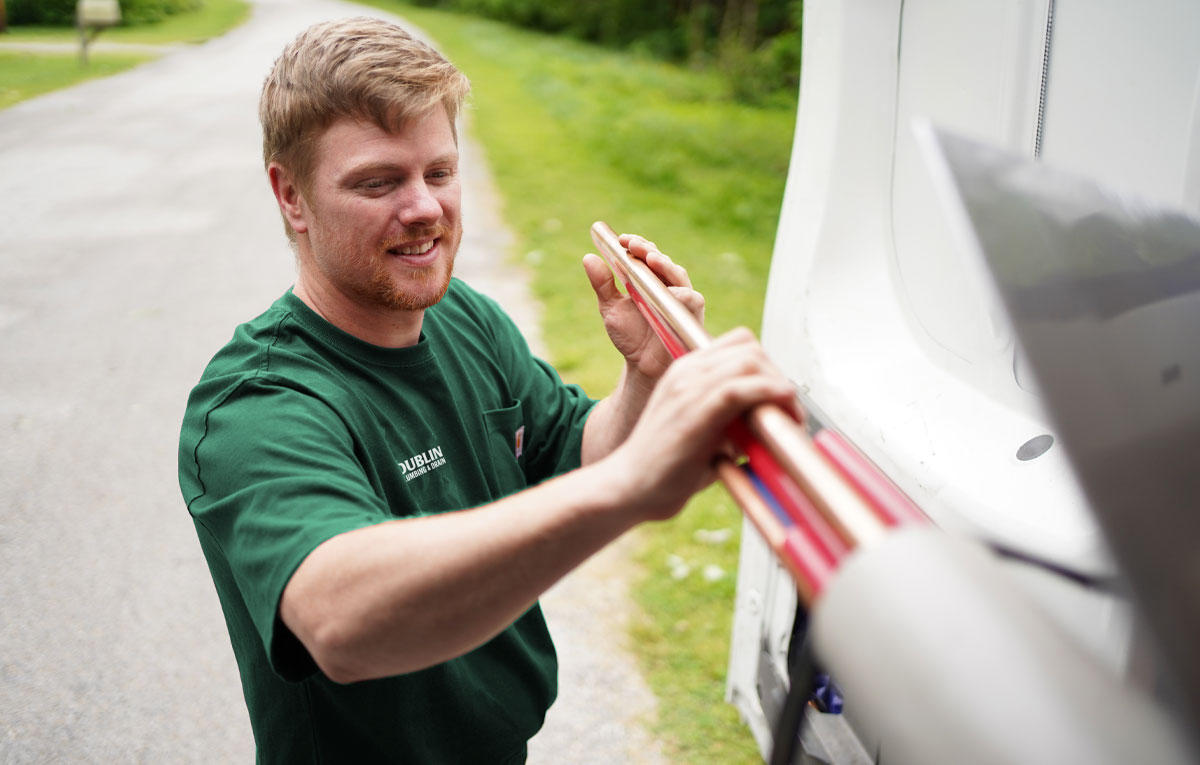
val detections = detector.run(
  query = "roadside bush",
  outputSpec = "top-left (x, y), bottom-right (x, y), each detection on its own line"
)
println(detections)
top-left (7, 0), bottom-right (203, 26)
top-left (404, 0), bottom-right (802, 102)
top-left (8, 0), bottom-right (77, 25)
top-left (722, 25), bottom-right (802, 104)
top-left (121, 0), bottom-right (203, 25)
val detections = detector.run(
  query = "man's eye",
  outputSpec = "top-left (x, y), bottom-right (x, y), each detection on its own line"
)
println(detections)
top-left (428, 169), bottom-right (454, 182)
top-left (355, 177), bottom-right (398, 192)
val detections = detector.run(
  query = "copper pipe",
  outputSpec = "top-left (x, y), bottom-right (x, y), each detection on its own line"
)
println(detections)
top-left (590, 222), bottom-right (713, 351)
top-left (746, 407), bottom-right (887, 549)
top-left (590, 221), bottom-right (888, 551)
top-left (715, 458), bottom-right (815, 607)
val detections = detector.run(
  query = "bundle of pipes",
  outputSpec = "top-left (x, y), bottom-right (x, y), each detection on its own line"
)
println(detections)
top-left (590, 221), bottom-right (927, 606)
top-left (592, 222), bottom-right (1200, 765)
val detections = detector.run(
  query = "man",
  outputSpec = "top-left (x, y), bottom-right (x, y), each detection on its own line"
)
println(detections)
top-left (178, 16), bottom-right (794, 764)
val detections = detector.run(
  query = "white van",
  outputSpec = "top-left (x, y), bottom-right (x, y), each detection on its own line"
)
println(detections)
top-left (725, 1), bottom-right (1200, 761)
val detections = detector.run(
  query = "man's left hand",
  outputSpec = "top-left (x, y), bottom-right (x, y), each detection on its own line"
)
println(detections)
top-left (582, 233), bottom-right (705, 386)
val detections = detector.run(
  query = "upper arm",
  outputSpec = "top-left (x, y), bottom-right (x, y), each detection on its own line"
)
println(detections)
top-left (183, 382), bottom-right (386, 680)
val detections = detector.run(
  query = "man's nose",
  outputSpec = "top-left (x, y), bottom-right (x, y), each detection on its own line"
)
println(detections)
top-left (396, 180), bottom-right (442, 226)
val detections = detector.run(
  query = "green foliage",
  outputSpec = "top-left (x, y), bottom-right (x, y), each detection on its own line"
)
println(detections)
top-left (7, 0), bottom-right (75, 25)
top-left (119, 0), bottom-right (204, 26)
top-left (5, 0), bottom-right (248, 44)
top-left (719, 0), bottom-right (803, 102)
top-left (1, 0), bottom-right (249, 111)
top-left (351, 2), bottom-right (796, 759)
top-left (401, 0), bottom-right (803, 102)
top-left (6, 0), bottom-right (203, 27)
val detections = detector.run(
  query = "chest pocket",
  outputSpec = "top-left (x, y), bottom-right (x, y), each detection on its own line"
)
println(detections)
top-left (483, 399), bottom-right (527, 495)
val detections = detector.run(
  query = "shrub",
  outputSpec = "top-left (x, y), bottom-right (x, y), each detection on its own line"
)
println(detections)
top-left (121, 0), bottom-right (203, 25)
top-left (396, 0), bottom-right (803, 102)
top-left (8, 0), bottom-right (76, 25)
top-left (7, 0), bottom-right (204, 27)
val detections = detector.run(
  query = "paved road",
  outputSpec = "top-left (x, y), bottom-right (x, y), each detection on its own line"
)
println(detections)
top-left (0, 1), bottom-right (663, 761)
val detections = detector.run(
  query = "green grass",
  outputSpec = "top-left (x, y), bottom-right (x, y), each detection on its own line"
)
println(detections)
top-left (0, 50), bottom-right (153, 109)
top-left (631, 485), bottom-right (763, 763)
top-left (2, 0), bottom-right (250, 44)
top-left (352, 2), bottom-right (796, 761)
top-left (0, 0), bottom-right (250, 110)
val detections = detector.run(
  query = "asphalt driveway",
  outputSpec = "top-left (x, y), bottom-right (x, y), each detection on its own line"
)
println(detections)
top-left (0, 1), bottom-right (663, 761)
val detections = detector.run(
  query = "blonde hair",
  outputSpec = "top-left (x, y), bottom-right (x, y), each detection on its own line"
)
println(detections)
top-left (259, 16), bottom-right (470, 200)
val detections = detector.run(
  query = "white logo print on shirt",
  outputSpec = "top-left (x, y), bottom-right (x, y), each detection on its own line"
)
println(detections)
top-left (398, 445), bottom-right (446, 482)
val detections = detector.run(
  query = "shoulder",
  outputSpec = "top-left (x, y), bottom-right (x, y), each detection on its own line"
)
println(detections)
top-left (181, 294), bottom-right (348, 445)
top-left (195, 291), bottom-right (354, 389)
top-left (196, 293), bottom-right (303, 377)
top-left (179, 351), bottom-right (351, 509)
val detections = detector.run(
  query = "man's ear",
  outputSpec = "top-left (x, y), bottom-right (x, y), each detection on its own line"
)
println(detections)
top-left (269, 163), bottom-right (309, 235)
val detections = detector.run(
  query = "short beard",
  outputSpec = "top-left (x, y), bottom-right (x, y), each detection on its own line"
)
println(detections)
top-left (367, 260), bottom-right (452, 310)
top-left (366, 225), bottom-right (456, 311)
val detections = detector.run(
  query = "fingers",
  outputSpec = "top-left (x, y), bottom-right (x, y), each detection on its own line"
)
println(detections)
top-left (618, 232), bottom-right (657, 254)
top-left (668, 285), bottom-right (705, 320)
top-left (706, 329), bottom-right (803, 423)
top-left (705, 325), bottom-right (758, 349)
top-left (619, 233), bottom-right (692, 289)
top-left (647, 252), bottom-right (692, 290)
top-left (582, 253), bottom-right (622, 308)
top-left (697, 338), bottom-right (795, 417)
top-left (614, 327), bottom-right (797, 521)
top-left (662, 330), bottom-right (795, 418)
top-left (696, 331), bottom-right (801, 423)
top-left (618, 232), bottom-right (704, 328)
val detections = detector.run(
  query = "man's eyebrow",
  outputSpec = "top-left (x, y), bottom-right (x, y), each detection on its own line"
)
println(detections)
top-left (344, 153), bottom-right (460, 177)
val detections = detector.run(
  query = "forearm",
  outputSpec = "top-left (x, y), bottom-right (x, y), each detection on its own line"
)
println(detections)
top-left (282, 330), bottom-right (793, 686)
top-left (281, 454), bottom-right (641, 683)
top-left (580, 363), bottom-right (655, 465)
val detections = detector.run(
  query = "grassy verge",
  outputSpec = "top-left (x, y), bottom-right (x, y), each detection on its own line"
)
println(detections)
top-left (0, 50), bottom-right (153, 109)
top-left (353, 2), bottom-right (796, 761)
top-left (0, 0), bottom-right (250, 110)
top-left (1, 0), bottom-right (250, 45)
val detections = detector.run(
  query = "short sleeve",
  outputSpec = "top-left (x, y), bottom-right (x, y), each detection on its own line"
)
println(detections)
top-left (183, 381), bottom-right (387, 680)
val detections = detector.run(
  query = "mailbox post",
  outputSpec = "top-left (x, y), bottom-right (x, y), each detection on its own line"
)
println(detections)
top-left (77, 0), bottom-right (121, 65)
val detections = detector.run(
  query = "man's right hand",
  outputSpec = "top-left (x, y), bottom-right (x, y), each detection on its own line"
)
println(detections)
top-left (603, 327), bottom-right (799, 523)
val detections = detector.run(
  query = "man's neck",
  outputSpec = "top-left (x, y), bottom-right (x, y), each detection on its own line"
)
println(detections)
top-left (293, 274), bottom-right (425, 349)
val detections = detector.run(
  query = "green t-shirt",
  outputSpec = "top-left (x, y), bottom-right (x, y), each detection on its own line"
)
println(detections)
top-left (178, 280), bottom-right (596, 764)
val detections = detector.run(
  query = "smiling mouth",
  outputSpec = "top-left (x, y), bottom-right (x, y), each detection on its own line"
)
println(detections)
top-left (388, 239), bottom-right (437, 256)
